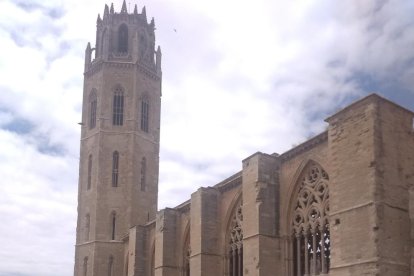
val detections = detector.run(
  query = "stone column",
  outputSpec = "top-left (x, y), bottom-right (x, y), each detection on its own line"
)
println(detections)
top-left (190, 187), bottom-right (221, 276)
top-left (242, 152), bottom-right (281, 276)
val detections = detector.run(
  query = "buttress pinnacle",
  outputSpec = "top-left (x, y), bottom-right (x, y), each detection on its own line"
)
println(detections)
top-left (121, 0), bottom-right (127, 13)
top-left (104, 4), bottom-right (109, 17)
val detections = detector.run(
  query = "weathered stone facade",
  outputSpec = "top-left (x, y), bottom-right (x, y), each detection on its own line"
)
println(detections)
top-left (74, 2), bottom-right (414, 276)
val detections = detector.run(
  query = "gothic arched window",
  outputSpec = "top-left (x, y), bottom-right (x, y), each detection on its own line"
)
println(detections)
top-left (140, 157), bottom-right (146, 191)
top-left (112, 151), bottom-right (119, 187)
top-left (228, 201), bottom-right (243, 276)
top-left (87, 154), bottom-right (92, 190)
top-left (118, 24), bottom-right (128, 53)
top-left (140, 96), bottom-right (149, 132)
top-left (291, 162), bottom-right (330, 276)
top-left (89, 91), bottom-right (97, 129)
top-left (113, 86), bottom-right (124, 126)
top-left (111, 211), bottom-right (116, 240)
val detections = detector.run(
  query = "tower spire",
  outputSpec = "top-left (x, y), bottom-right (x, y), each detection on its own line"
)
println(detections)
top-left (110, 3), bottom-right (114, 14)
top-left (134, 4), bottom-right (138, 14)
top-left (121, 0), bottom-right (127, 13)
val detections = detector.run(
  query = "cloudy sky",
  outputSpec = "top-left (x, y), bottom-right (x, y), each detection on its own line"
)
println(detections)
top-left (0, 0), bottom-right (414, 275)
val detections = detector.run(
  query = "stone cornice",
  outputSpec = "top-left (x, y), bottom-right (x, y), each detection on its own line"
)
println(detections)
top-left (85, 59), bottom-right (161, 81)
top-left (280, 131), bottom-right (328, 162)
top-left (216, 171), bottom-right (242, 193)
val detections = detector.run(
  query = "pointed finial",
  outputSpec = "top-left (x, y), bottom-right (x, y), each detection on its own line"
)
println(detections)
top-left (150, 17), bottom-right (155, 27)
top-left (156, 45), bottom-right (162, 71)
top-left (97, 14), bottom-right (102, 23)
top-left (87, 42), bottom-right (91, 50)
top-left (134, 4), bottom-right (138, 14)
top-left (104, 4), bottom-right (109, 17)
top-left (121, 0), bottom-right (127, 13)
top-left (110, 3), bottom-right (114, 14)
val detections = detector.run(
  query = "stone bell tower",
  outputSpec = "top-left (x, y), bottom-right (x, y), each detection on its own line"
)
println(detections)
top-left (74, 1), bottom-right (162, 275)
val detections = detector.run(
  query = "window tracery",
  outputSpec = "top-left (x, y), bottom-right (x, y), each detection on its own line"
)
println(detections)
top-left (112, 151), bottom-right (119, 187)
top-left (291, 163), bottom-right (330, 276)
top-left (113, 86), bottom-right (124, 126)
top-left (228, 201), bottom-right (243, 276)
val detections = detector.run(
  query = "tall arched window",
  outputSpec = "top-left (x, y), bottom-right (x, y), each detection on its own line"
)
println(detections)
top-left (83, 257), bottom-right (88, 276)
top-left (118, 24), bottom-right (128, 53)
top-left (140, 157), bottom-right (146, 191)
top-left (291, 162), bottom-right (330, 276)
top-left (112, 151), bottom-right (119, 187)
top-left (87, 154), bottom-right (92, 190)
top-left (111, 212), bottom-right (116, 240)
top-left (89, 91), bottom-right (97, 129)
top-left (108, 255), bottom-right (114, 276)
top-left (113, 86), bottom-right (124, 126)
top-left (140, 96), bottom-right (149, 132)
top-left (228, 201), bottom-right (243, 276)
top-left (85, 214), bottom-right (90, 241)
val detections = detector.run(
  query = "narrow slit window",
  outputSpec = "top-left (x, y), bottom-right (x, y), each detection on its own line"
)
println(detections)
top-left (140, 157), bottom-right (146, 191)
top-left (111, 212), bottom-right (116, 240)
top-left (83, 257), bottom-right (88, 276)
top-left (108, 255), bottom-right (114, 276)
top-left (87, 154), bottom-right (92, 190)
top-left (140, 97), bottom-right (149, 132)
top-left (112, 151), bottom-right (119, 187)
top-left (113, 87), bottom-right (124, 126)
top-left (85, 214), bottom-right (90, 241)
top-left (89, 91), bottom-right (97, 129)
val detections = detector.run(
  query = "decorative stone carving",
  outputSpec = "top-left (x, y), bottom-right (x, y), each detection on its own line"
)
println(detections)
top-left (292, 162), bottom-right (330, 276)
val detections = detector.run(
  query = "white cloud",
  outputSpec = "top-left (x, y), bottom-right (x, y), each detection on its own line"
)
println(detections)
top-left (0, 0), bottom-right (413, 275)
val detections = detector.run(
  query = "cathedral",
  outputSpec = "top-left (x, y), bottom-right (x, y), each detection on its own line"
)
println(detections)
top-left (74, 2), bottom-right (414, 276)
